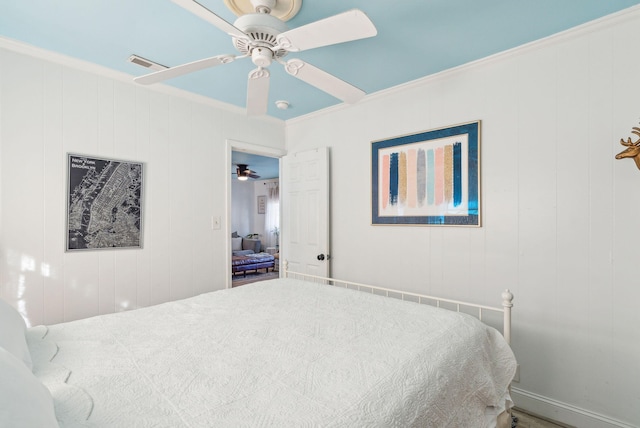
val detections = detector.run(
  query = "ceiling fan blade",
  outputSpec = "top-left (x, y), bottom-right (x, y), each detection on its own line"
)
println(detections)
top-left (276, 9), bottom-right (377, 52)
top-left (283, 59), bottom-right (365, 104)
top-left (134, 55), bottom-right (237, 85)
top-left (171, 0), bottom-right (248, 40)
top-left (236, 164), bottom-right (261, 179)
top-left (246, 68), bottom-right (270, 116)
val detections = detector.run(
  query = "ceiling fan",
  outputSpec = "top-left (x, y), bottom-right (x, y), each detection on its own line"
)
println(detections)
top-left (235, 164), bottom-right (260, 180)
top-left (133, 0), bottom-right (377, 115)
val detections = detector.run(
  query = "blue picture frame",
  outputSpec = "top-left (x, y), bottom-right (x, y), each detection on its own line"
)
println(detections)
top-left (371, 121), bottom-right (481, 226)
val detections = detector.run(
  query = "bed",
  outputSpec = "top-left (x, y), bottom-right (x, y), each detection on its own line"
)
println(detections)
top-left (0, 266), bottom-right (517, 428)
top-left (232, 252), bottom-right (276, 276)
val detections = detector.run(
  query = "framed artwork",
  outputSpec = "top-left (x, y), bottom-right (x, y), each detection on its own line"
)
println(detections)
top-left (257, 195), bottom-right (266, 214)
top-left (371, 121), bottom-right (481, 226)
top-left (66, 153), bottom-right (144, 251)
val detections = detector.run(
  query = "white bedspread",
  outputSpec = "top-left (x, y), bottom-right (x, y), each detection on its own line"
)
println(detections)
top-left (28, 278), bottom-right (516, 427)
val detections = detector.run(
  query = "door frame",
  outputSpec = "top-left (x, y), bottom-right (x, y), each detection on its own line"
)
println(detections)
top-left (225, 139), bottom-right (286, 289)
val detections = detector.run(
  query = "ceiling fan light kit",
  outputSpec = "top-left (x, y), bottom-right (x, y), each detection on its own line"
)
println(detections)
top-left (236, 164), bottom-right (260, 180)
top-left (134, 0), bottom-right (377, 115)
top-left (250, 47), bottom-right (274, 67)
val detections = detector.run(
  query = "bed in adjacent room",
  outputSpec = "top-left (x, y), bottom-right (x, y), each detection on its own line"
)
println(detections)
top-left (1, 268), bottom-right (517, 428)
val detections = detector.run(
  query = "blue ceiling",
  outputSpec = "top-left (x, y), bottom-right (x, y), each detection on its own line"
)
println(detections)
top-left (2, 1), bottom-right (639, 120)
top-left (232, 151), bottom-right (279, 180)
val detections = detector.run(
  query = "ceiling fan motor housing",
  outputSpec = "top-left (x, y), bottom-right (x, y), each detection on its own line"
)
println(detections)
top-left (134, 1), bottom-right (376, 115)
top-left (232, 13), bottom-right (289, 59)
top-left (237, 164), bottom-right (249, 180)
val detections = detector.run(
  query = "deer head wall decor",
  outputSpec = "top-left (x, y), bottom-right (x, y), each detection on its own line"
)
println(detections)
top-left (615, 126), bottom-right (640, 170)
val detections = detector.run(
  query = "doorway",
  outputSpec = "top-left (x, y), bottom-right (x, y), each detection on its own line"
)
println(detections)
top-left (226, 140), bottom-right (285, 288)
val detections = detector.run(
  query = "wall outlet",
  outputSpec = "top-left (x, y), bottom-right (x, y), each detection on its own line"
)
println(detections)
top-left (513, 364), bottom-right (521, 383)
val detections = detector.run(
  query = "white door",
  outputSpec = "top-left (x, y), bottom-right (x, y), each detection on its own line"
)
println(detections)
top-left (281, 147), bottom-right (330, 277)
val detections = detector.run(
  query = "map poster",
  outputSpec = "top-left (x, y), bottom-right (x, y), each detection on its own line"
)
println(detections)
top-left (66, 154), bottom-right (144, 251)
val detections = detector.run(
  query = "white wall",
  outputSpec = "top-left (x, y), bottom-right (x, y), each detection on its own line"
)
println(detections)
top-left (231, 178), bottom-right (278, 248)
top-left (0, 41), bottom-right (285, 326)
top-left (286, 8), bottom-right (640, 428)
top-left (231, 179), bottom-right (255, 237)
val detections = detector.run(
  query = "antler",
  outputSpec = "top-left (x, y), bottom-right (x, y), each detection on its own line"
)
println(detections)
top-left (620, 127), bottom-right (640, 146)
top-left (616, 124), bottom-right (640, 169)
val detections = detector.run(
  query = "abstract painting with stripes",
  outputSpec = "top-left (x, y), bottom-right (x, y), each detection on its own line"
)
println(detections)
top-left (372, 121), bottom-right (480, 226)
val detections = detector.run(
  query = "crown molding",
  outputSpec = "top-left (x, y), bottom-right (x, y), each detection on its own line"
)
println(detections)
top-left (0, 36), bottom-right (284, 126)
top-left (287, 4), bottom-right (640, 126)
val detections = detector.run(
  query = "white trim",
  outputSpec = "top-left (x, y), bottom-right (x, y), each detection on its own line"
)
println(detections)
top-left (511, 388), bottom-right (636, 428)
top-left (0, 36), bottom-right (283, 125)
top-left (286, 4), bottom-right (640, 126)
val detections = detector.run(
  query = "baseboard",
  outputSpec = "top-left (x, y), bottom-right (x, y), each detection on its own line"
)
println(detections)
top-left (511, 388), bottom-right (637, 428)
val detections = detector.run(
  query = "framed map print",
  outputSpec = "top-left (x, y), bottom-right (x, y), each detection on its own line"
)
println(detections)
top-left (66, 154), bottom-right (144, 251)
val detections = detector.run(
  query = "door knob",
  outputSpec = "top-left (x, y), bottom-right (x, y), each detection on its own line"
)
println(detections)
top-left (317, 254), bottom-right (325, 261)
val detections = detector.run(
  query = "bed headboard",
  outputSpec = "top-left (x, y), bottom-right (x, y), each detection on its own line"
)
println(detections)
top-left (281, 260), bottom-right (513, 345)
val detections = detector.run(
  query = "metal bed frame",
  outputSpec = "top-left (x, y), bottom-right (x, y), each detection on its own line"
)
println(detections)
top-left (282, 260), bottom-right (514, 345)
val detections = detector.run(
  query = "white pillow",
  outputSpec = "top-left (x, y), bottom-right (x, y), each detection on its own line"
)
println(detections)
top-left (0, 298), bottom-right (32, 370)
top-left (232, 237), bottom-right (243, 251)
top-left (0, 347), bottom-right (59, 427)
